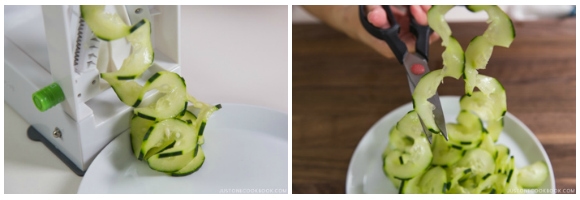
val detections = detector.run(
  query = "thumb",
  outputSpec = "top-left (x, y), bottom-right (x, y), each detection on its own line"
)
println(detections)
top-left (366, 5), bottom-right (390, 29)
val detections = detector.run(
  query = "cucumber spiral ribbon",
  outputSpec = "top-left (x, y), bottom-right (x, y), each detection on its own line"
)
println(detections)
top-left (81, 5), bottom-right (218, 175)
top-left (382, 6), bottom-right (548, 194)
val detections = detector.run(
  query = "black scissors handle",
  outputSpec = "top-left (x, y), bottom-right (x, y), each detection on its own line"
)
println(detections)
top-left (358, 5), bottom-right (432, 63)
top-left (408, 6), bottom-right (431, 61)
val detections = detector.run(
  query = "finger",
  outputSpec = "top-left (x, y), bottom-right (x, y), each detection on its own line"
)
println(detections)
top-left (366, 5), bottom-right (390, 29)
top-left (420, 5), bottom-right (431, 13)
top-left (409, 5), bottom-right (428, 25)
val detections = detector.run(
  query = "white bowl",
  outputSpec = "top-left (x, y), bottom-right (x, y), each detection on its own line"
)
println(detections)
top-left (346, 96), bottom-right (555, 194)
top-left (78, 103), bottom-right (288, 193)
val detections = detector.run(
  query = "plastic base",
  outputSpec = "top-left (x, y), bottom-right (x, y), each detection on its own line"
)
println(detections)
top-left (27, 126), bottom-right (85, 176)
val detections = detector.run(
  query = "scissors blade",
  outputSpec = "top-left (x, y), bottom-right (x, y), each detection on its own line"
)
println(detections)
top-left (428, 92), bottom-right (448, 140)
top-left (402, 53), bottom-right (448, 141)
top-left (402, 53), bottom-right (426, 91)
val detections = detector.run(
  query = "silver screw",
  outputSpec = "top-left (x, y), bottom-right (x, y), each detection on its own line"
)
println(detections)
top-left (53, 128), bottom-right (62, 138)
top-left (135, 8), bottom-right (142, 14)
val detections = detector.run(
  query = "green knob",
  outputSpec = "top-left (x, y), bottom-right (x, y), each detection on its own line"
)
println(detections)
top-left (32, 82), bottom-right (65, 112)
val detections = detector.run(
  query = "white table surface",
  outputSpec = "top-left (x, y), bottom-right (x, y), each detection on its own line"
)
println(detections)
top-left (3, 5), bottom-right (288, 194)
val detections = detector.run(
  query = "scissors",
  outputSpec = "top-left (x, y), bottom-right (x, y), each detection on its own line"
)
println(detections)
top-left (358, 5), bottom-right (448, 143)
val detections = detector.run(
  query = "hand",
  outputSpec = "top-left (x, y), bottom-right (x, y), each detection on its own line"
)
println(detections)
top-left (302, 5), bottom-right (440, 59)
top-left (362, 5), bottom-right (440, 58)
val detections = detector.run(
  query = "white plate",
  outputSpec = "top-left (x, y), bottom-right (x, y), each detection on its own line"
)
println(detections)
top-left (346, 96), bottom-right (555, 194)
top-left (78, 103), bottom-right (288, 194)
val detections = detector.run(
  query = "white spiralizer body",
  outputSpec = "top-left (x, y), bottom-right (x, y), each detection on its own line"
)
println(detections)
top-left (4, 5), bottom-right (181, 175)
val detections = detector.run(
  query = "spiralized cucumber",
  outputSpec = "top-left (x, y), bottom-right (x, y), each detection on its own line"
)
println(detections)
top-left (80, 5), bottom-right (131, 41)
top-left (100, 19), bottom-right (154, 83)
top-left (382, 5), bottom-right (549, 193)
top-left (82, 5), bottom-right (220, 176)
top-left (419, 166), bottom-right (447, 194)
top-left (518, 161), bottom-right (549, 188)
top-left (427, 5), bottom-right (465, 80)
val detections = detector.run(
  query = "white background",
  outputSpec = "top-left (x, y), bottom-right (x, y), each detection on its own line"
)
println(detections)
top-left (3, 3), bottom-right (578, 196)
